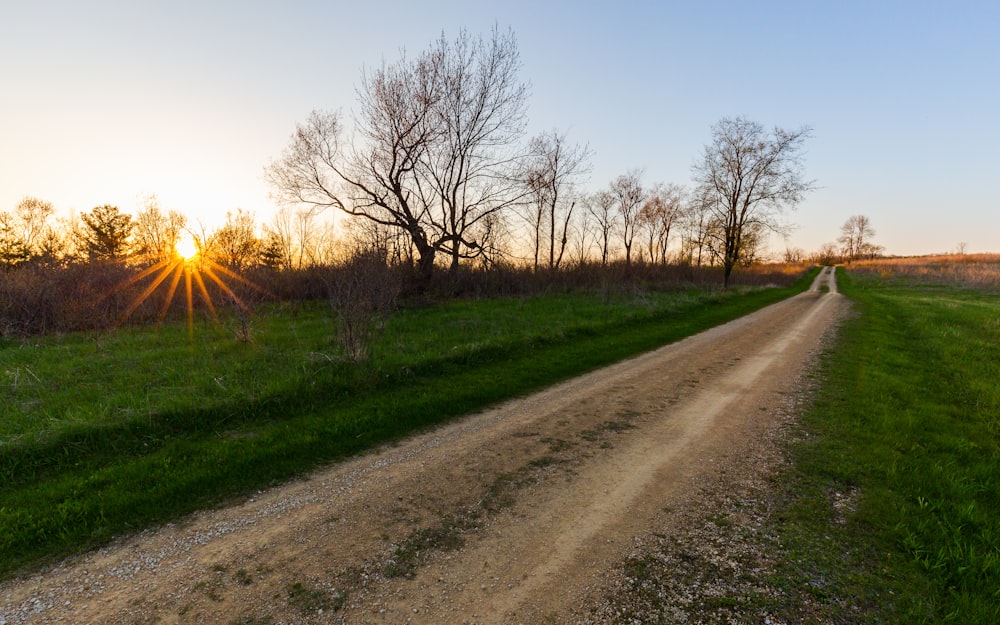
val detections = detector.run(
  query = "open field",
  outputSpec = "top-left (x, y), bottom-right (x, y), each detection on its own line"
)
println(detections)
top-left (848, 253), bottom-right (1000, 291)
top-left (0, 273), bottom-right (814, 579)
top-left (761, 263), bottom-right (1000, 623)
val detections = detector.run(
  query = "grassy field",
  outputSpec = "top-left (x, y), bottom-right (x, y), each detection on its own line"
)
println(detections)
top-left (0, 274), bottom-right (815, 579)
top-left (770, 264), bottom-right (999, 623)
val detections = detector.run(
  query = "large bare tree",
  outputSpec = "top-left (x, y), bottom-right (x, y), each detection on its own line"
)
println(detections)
top-left (693, 117), bottom-right (814, 287)
top-left (267, 27), bottom-right (528, 289)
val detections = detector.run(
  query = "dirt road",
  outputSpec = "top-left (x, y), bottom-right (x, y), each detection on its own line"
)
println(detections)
top-left (2, 267), bottom-right (846, 625)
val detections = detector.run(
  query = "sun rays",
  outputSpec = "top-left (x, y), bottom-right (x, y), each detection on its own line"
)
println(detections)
top-left (112, 235), bottom-right (267, 336)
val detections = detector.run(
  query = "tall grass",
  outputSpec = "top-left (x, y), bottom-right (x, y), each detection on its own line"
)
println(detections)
top-left (772, 267), bottom-right (999, 623)
top-left (849, 254), bottom-right (1000, 291)
top-left (0, 272), bottom-right (815, 578)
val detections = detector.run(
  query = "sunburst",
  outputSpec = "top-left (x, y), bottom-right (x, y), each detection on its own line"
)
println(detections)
top-left (112, 234), bottom-right (267, 337)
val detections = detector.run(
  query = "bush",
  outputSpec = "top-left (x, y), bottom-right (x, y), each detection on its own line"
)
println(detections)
top-left (324, 250), bottom-right (399, 361)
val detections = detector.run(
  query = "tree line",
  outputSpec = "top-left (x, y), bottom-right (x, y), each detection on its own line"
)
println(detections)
top-left (1, 27), bottom-right (825, 337)
top-left (266, 27), bottom-right (815, 290)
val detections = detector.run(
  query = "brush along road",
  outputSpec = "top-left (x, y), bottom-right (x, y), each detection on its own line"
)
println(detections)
top-left (2, 267), bottom-right (846, 625)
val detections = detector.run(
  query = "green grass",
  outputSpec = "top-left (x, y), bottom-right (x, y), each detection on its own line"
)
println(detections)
top-left (772, 268), bottom-right (1000, 623)
top-left (0, 274), bottom-right (816, 579)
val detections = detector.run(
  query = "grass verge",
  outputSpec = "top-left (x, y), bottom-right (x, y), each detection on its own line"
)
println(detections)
top-left (0, 273), bottom-right (815, 579)
top-left (770, 268), bottom-right (999, 623)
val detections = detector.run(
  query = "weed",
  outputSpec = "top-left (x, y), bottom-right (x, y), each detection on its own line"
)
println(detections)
top-left (231, 617), bottom-right (273, 625)
top-left (383, 516), bottom-right (468, 578)
top-left (528, 455), bottom-right (561, 469)
top-left (234, 568), bottom-right (253, 585)
top-left (287, 581), bottom-right (344, 615)
top-left (539, 437), bottom-right (573, 452)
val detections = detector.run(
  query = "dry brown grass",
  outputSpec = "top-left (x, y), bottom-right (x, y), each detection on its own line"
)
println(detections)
top-left (846, 254), bottom-right (1000, 290)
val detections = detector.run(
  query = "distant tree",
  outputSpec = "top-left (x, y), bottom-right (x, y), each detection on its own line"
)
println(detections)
top-left (0, 196), bottom-right (58, 266)
top-left (77, 204), bottom-right (134, 261)
top-left (838, 214), bottom-right (878, 263)
top-left (678, 189), bottom-right (714, 267)
top-left (0, 213), bottom-right (30, 266)
top-left (133, 194), bottom-right (187, 262)
top-left (813, 242), bottom-right (841, 266)
top-left (206, 209), bottom-right (261, 270)
top-left (693, 116), bottom-right (814, 287)
top-left (567, 205), bottom-right (596, 266)
top-left (520, 130), bottom-right (591, 271)
top-left (783, 246), bottom-right (806, 263)
top-left (257, 231), bottom-right (287, 269)
top-left (638, 183), bottom-right (684, 265)
top-left (584, 190), bottom-right (617, 266)
top-left (266, 205), bottom-right (328, 270)
top-left (609, 171), bottom-right (644, 268)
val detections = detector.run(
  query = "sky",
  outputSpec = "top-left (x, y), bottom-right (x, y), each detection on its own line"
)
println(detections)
top-left (2, 0), bottom-right (998, 257)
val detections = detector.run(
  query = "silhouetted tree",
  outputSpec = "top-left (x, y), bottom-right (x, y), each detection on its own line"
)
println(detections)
top-left (693, 117), bottom-right (814, 287)
top-left (0, 196), bottom-right (58, 266)
top-left (838, 214), bottom-right (878, 262)
top-left (521, 130), bottom-right (591, 271)
top-left (638, 183), bottom-right (684, 265)
top-left (206, 209), bottom-right (260, 270)
top-left (609, 170), bottom-right (644, 268)
top-left (585, 190), bottom-right (617, 266)
top-left (77, 204), bottom-right (133, 261)
top-left (133, 194), bottom-right (187, 262)
top-left (268, 27), bottom-right (528, 289)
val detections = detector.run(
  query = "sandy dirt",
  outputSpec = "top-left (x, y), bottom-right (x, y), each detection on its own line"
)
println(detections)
top-left (1, 267), bottom-right (847, 625)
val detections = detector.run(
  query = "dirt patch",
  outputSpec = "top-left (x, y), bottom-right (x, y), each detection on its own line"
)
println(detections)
top-left (1, 268), bottom-right (847, 625)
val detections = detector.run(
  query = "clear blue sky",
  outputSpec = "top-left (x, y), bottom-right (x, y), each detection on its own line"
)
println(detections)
top-left (2, 0), bottom-right (998, 256)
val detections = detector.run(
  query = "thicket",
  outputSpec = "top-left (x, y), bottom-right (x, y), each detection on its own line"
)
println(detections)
top-left (0, 256), bottom-right (808, 339)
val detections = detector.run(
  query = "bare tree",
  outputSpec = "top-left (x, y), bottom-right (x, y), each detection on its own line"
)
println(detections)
top-left (813, 242), bottom-right (841, 266)
top-left (520, 130), bottom-right (591, 271)
top-left (267, 27), bottom-right (528, 290)
top-left (133, 194), bottom-right (187, 262)
top-left (679, 188), bottom-right (714, 267)
top-left (783, 246), bottom-right (806, 263)
top-left (266, 205), bottom-right (328, 269)
top-left (0, 197), bottom-right (58, 265)
top-left (429, 28), bottom-right (529, 271)
top-left (206, 209), bottom-right (260, 270)
top-left (693, 116), bottom-right (814, 287)
top-left (638, 183), bottom-right (684, 265)
top-left (609, 170), bottom-right (644, 268)
top-left (585, 190), bottom-right (617, 266)
top-left (567, 206), bottom-right (596, 266)
top-left (838, 214), bottom-right (878, 262)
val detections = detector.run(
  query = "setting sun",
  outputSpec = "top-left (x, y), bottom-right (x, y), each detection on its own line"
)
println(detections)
top-left (175, 234), bottom-right (198, 261)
